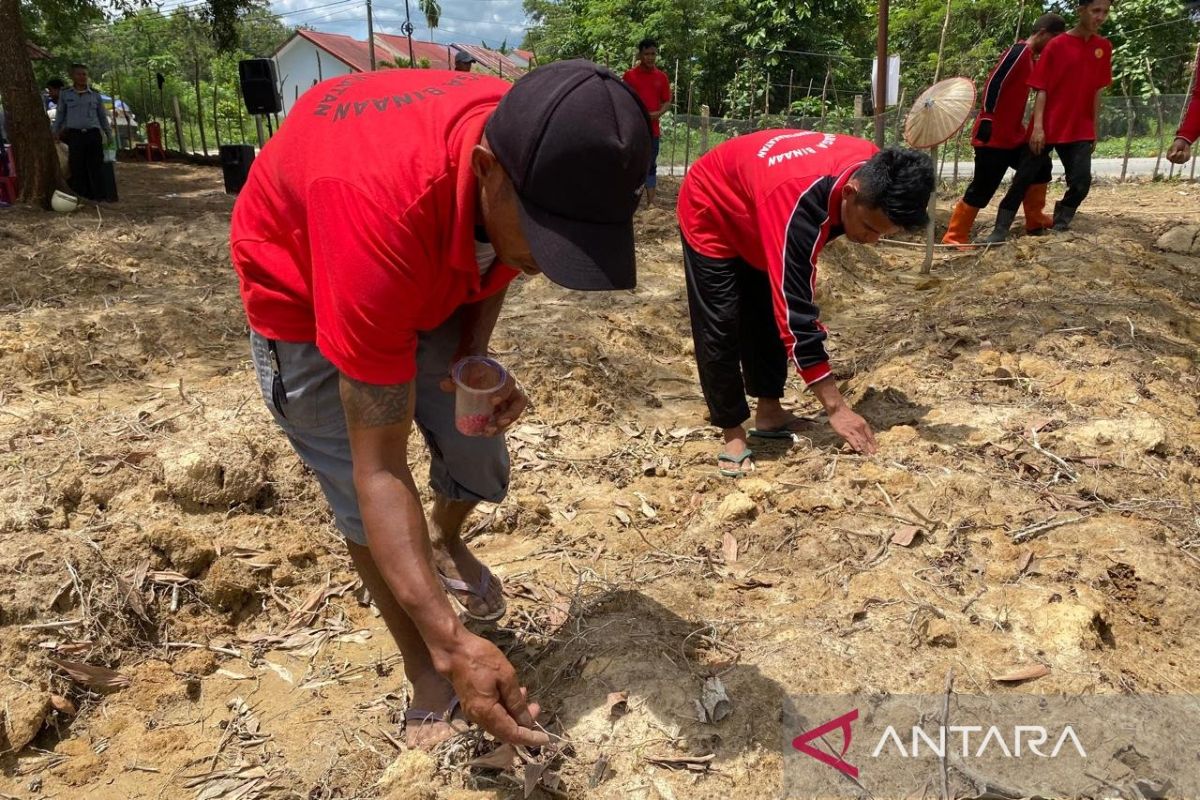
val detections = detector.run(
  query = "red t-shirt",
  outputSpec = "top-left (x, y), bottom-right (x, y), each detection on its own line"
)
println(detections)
top-left (677, 130), bottom-right (878, 386)
top-left (622, 66), bottom-right (671, 137)
top-left (972, 41), bottom-right (1034, 150)
top-left (1178, 54), bottom-right (1200, 144)
top-left (1028, 31), bottom-right (1112, 144)
top-left (231, 70), bottom-right (519, 385)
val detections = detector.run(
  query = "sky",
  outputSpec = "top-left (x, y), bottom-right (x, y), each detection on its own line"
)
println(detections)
top-left (268, 0), bottom-right (531, 50)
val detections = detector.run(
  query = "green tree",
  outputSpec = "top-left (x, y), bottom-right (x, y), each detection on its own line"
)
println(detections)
top-left (523, 0), bottom-right (871, 117)
top-left (419, 0), bottom-right (441, 42)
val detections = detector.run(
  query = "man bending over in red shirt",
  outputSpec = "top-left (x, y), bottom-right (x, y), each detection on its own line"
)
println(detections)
top-left (231, 61), bottom-right (650, 748)
top-left (677, 132), bottom-right (933, 476)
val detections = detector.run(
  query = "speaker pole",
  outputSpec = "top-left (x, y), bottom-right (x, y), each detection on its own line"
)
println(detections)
top-left (367, 0), bottom-right (377, 70)
top-left (255, 116), bottom-right (265, 148)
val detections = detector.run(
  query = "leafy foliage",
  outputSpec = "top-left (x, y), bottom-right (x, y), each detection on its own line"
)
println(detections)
top-left (522, 0), bottom-right (873, 117)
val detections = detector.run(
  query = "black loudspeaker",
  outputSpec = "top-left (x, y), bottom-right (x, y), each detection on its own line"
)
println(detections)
top-left (239, 59), bottom-right (282, 114)
top-left (220, 144), bottom-right (256, 195)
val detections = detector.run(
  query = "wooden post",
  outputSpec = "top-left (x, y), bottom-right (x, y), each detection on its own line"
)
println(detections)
top-left (874, 0), bottom-right (890, 147)
top-left (763, 71), bottom-right (770, 119)
top-left (1146, 58), bottom-right (1164, 181)
top-left (172, 95), bottom-right (185, 153)
top-left (820, 68), bottom-right (830, 123)
top-left (952, 124), bottom-right (965, 186)
top-left (699, 104), bottom-right (710, 154)
top-left (893, 87), bottom-right (906, 144)
top-left (922, 144), bottom-right (936, 274)
top-left (853, 94), bottom-right (864, 137)
top-left (669, 58), bottom-right (679, 177)
top-left (683, 82), bottom-right (694, 172)
top-left (193, 60), bottom-right (208, 156)
top-left (1121, 79), bottom-right (1134, 181)
top-left (235, 76), bottom-right (247, 143)
top-left (787, 68), bottom-right (794, 117)
top-left (212, 81), bottom-right (221, 149)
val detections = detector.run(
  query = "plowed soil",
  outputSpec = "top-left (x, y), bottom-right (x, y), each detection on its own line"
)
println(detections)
top-left (1, 164), bottom-right (1197, 799)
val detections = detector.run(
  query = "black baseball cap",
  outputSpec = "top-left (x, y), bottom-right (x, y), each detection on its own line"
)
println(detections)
top-left (486, 59), bottom-right (652, 291)
top-left (455, 50), bottom-right (476, 65)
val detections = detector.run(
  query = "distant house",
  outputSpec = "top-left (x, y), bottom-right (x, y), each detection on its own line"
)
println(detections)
top-left (374, 35), bottom-right (453, 69)
top-left (449, 44), bottom-right (526, 79)
top-left (273, 29), bottom-right (372, 115)
top-left (510, 49), bottom-right (536, 69)
top-left (271, 28), bottom-right (526, 117)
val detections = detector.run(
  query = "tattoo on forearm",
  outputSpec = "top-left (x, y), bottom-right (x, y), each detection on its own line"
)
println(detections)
top-left (340, 376), bottom-right (413, 428)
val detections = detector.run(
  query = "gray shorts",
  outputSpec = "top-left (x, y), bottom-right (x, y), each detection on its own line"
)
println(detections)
top-left (249, 313), bottom-right (510, 545)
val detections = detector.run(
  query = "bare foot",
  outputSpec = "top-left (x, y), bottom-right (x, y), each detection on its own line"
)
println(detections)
top-left (754, 399), bottom-right (813, 434)
top-left (432, 542), bottom-right (505, 620)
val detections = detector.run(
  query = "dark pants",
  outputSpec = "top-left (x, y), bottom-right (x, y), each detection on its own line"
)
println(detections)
top-left (964, 145), bottom-right (1052, 208)
top-left (682, 234), bottom-right (787, 429)
top-left (64, 128), bottom-right (104, 201)
top-left (1001, 140), bottom-right (1093, 213)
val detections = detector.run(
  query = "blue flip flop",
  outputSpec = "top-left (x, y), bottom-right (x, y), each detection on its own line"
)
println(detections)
top-left (718, 449), bottom-right (754, 478)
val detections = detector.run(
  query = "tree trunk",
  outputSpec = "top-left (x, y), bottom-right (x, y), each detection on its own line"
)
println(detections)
top-left (0, 0), bottom-right (64, 208)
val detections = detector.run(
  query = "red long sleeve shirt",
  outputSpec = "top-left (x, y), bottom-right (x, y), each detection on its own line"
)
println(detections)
top-left (972, 41), bottom-right (1034, 149)
top-left (677, 130), bottom-right (877, 386)
top-left (1178, 55), bottom-right (1200, 144)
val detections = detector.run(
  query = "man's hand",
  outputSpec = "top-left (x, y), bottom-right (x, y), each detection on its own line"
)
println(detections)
top-left (440, 368), bottom-right (528, 436)
top-left (486, 373), bottom-right (528, 435)
top-left (1029, 127), bottom-right (1046, 155)
top-left (1168, 137), bottom-right (1192, 165)
top-left (442, 633), bottom-right (549, 747)
top-left (828, 405), bottom-right (878, 455)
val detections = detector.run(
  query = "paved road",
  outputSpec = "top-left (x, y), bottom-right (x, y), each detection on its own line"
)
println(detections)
top-left (659, 156), bottom-right (1196, 180)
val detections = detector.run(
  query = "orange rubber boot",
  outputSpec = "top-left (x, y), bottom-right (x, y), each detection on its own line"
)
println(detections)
top-left (941, 200), bottom-right (980, 249)
top-left (1023, 183), bottom-right (1053, 234)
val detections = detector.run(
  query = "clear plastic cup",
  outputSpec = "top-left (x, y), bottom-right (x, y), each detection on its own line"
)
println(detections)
top-left (452, 356), bottom-right (507, 437)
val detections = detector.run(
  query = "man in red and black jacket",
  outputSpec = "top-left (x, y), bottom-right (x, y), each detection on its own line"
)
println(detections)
top-left (987, 0), bottom-right (1112, 240)
top-left (677, 131), bottom-right (933, 476)
top-left (943, 14), bottom-right (1066, 246)
top-left (1167, 47), bottom-right (1200, 165)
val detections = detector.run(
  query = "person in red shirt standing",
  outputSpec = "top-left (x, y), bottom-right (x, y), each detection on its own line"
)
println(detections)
top-left (986, 0), bottom-right (1112, 240)
top-left (942, 14), bottom-right (1066, 246)
top-left (677, 132), bottom-right (933, 476)
top-left (623, 38), bottom-right (672, 206)
top-left (1167, 47), bottom-right (1200, 165)
top-left (231, 61), bottom-right (650, 748)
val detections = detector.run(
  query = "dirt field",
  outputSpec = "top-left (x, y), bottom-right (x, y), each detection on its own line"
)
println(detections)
top-left (0, 163), bottom-right (1198, 800)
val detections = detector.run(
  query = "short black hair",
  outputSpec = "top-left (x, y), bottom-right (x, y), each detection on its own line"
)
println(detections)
top-left (46, 78), bottom-right (65, 89)
top-left (637, 38), bottom-right (658, 52)
top-left (1077, 0), bottom-right (1110, 6)
top-left (854, 147), bottom-right (935, 229)
top-left (1032, 12), bottom-right (1067, 34)
top-left (69, 63), bottom-right (87, 72)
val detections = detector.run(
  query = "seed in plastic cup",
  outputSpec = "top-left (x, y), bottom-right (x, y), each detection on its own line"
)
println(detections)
top-left (452, 356), bottom-right (507, 436)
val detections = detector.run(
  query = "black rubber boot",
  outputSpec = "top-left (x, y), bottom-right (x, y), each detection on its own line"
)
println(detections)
top-left (983, 209), bottom-right (1017, 244)
top-left (1051, 202), bottom-right (1076, 232)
